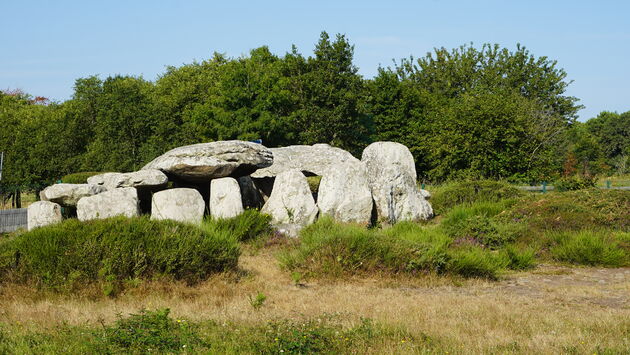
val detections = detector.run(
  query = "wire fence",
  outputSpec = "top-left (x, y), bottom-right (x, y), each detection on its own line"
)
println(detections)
top-left (0, 208), bottom-right (27, 233)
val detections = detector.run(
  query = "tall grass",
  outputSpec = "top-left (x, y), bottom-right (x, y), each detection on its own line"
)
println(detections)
top-left (200, 209), bottom-right (272, 242)
top-left (429, 180), bottom-right (522, 215)
top-left (549, 230), bottom-right (628, 267)
top-left (0, 217), bottom-right (240, 292)
top-left (279, 217), bottom-right (526, 279)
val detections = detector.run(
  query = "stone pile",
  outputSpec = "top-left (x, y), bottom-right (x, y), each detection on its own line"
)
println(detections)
top-left (28, 140), bottom-right (433, 235)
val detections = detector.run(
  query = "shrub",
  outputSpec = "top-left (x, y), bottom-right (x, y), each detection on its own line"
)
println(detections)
top-left (549, 230), bottom-right (628, 267)
top-left (430, 180), bottom-right (522, 215)
top-left (60, 172), bottom-right (106, 184)
top-left (201, 209), bottom-right (272, 242)
top-left (555, 175), bottom-right (597, 191)
top-left (0, 217), bottom-right (240, 291)
top-left (441, 202), bottom-right (520, 249)
top-left (105, 309), bottom-right (206, 352)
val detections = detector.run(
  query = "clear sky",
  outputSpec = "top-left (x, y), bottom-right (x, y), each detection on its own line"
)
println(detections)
top-left (1, 0), bottom-right (628, 120)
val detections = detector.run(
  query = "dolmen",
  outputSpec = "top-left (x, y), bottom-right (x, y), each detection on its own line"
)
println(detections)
top-left (29, 140), bottom-right (433, 236)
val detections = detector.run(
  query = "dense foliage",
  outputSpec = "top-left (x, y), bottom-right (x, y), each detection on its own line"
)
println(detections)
top-left (1, 32), bottom-right (626, 189)
top-left (0, 217), bottom-right (240, 292)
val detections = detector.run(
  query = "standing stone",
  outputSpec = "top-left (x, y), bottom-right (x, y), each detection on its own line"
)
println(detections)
top-left (237, 176), bottom-right (264, 209)
top-left (142, 140), bottom-right (273, 183)
top-left (27, 201), bottom-right (62, 230)
top-left (210, 177), bottom-right (244, 219)
top-left (317, 162), bottom-right (373, 225)
top-left (40, 184), bottom-right (107, 207)
top-left (362, 142), bottom-right (433, 223)
top-left (151, 188), bottom-right (205, 224)
top-left (77, 188), bottom-right (140, 221)
top-left (261, 169), bottom-right (318, 231)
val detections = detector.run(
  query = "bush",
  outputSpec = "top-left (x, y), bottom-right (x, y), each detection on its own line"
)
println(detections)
top-left (0, 217), bottom-right (240, 291)
top-left (440, 202), bottom-right (520, 249)
top-left (201, 209), bottom-right (272, 242)
top-left (555, 175), bottom-right (597, 191)
top-left (549, 230), bottom-right (628, 267)
top-left (430, 180), bottom-right (522, 215)
top-left (60, 172), bottom-right (106, 184)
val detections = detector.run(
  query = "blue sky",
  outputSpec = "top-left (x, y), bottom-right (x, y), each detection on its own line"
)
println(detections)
top-left (1, 0), bottom-right (628, 120)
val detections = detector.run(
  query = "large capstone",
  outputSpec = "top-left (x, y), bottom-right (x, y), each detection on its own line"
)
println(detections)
top-left (77, 187), bottom-right (140, 221)
top-left (251, 144), bottom-right (359, 178)
top-left (40, 183), bottom-right (107, 207)
top-left (27, 201), bottom-right (62, 230)
top-left (361, 142), bottom-right (433, 223)
top-left (209, 177), bottom-right (244, 219)
top-left (317, 162), bottom-right (373, 225)
top-left (87, 169), bottom-right (168, 190)
top-left (151, 188), bottom-right (205, 224)
top-left (261, 169), bottom-right (318, 231)
top-left (142, 140), bottom-right (273, 183)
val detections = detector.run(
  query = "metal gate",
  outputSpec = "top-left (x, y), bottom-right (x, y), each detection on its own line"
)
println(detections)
top-left (0, 208), bottom-right (27, 233)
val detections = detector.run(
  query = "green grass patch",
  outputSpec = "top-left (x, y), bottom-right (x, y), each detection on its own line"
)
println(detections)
top-left (430, 180), bottom-right (522, 215)
top-left (549, 230), bottom-right (629, 267)
top-left (0, 310), bottom-right (426, 354)
top-left (279, 217), bottom-right (528, 279)
top-left (60, 171), bottom-right (106, 184)
top-left (201, 209), bottom-right (272, 242)
top-left (306, 175), bottom-right (322, 194)
top-left (0, 217), bottom-right (240, 293)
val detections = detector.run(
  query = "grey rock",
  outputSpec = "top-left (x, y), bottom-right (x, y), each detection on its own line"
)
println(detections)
top-left (27, 201), bottom-right (62, 230)
top-left (77, 188), bottom-right (140, 221)
top-left (209, 177), bottom-right (244, 219)
top-left (251, 144), bottom-right (359, 178)
top-left (143, 140), bottom-right (273, 182)
top-left (317, 162), bottom-right (373, 225)
top-left (151, 188), bottom-right (205, 224)
top-left (87, 169), bottom-right (168, 190)
top-left (362, 142), bottom-right (433, 223)
top-left (261, 169), bottom-right (318, 231)
top-left (40, 183), bottom-right (107, 207)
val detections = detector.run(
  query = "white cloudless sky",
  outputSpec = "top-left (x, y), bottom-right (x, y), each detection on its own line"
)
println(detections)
top-left (1, 0), bottom-right (629, 120)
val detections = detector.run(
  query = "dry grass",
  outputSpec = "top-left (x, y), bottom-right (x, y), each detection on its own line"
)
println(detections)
top-left (1, 245), bottom-right (628, 354)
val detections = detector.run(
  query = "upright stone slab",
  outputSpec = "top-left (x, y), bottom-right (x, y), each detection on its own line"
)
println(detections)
top-left (317, 162), bottom-right (373, 225)
top-left (142, 140), bottom-right (273, 183)
top-left (151, 188), bottom-right (205, 224)
top-left (40, 183), bottom-right (106, 207)
top-left (362, 142), bottom-right (433, 223)
top-left (261, 169), bottom-right (318, 231)
top-left (27, 201), bottom-right (62, 230)
top-left (210, 177), bottom-right (244, 219)
top-left (77, 188), bottom-right (140, 221)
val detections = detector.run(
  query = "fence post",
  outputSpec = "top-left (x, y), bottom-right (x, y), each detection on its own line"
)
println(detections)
top-left (606, 180), bottom-right (611, 189)
top-left (542, 181), bottom-right (547, 194)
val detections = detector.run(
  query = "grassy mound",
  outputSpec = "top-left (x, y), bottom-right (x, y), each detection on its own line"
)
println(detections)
top-left (548, 230), bottom-right (628, 267)
top-left (430, 180), bottom-right (522, 215)
top-left (279, 217), bottom-right (533, 279)
top-left (0, 217), bottom-right (240, 292)
top-left (61, 172), bottom-right (107, 184)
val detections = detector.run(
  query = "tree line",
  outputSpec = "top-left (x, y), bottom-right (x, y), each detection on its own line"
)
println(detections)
top-left (1, 32), bottom-right (628, 189)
